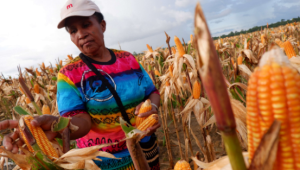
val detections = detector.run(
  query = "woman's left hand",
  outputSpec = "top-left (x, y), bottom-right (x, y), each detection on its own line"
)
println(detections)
top-left (135, 102), bottom-right (161, 136)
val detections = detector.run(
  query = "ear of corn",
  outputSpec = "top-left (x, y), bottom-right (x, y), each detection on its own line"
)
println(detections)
top-left (174, 36), bottom-right (185, 56)
top-left (261, 34), bottom-right (266, 44)
top-left (237, 56), bottom-right (243, 65)
top-left (275, 38), bottom-right (284, 48)
top-left (154, 69), bottom-right (161, 77)
top-left (171, 47), bottom-right (176, 55)
top-left (283, 40), bottom-right (296, 59)
top-left (42, 105), bottom-right (51, 115)
top-left (169, 65), bottom-right (173, 77)
top-left (33, 84), bottom-right (40, 94)
top-left (25, 97), bottom-right (31, 104)
top-left (136, 99), bottom-right (152, 127)
top-left (67, 55), bottom-right (73, 60)
top-left (193, 81), bottom-right (201, 99)
top-left (146, 44), bottom-right (153, 52)
top-left (49, 68), bottom-right (54, 74)
top-left (174, 160), bottom-right (191, 170)
top-left (190, 34), bottom-right (193, 43)
top-left (19, 115), bottom-right (59, 159)
top-left (247, 62), bottom-right (300, 169)
top-left (137, 114), bottom-right (158, 131)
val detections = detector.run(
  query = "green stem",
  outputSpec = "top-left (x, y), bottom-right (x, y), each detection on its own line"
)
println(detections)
top-left (222, 132), bottom-right (247, 170)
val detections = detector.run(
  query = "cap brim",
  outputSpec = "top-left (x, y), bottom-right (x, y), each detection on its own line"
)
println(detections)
top-left (57, 10), bottom-right (95, 29)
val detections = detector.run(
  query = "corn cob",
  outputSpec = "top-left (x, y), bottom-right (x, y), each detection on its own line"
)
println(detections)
top-left (190, 34), bottom-right (193, 43)
top-left (19, 115), bottom-right (59, 158)
top-left (169, 65), bottom-right (173, 77)
top-left (25, 97), bottom-right (31, 104)
top-left (166, 81), bottom-right (170, 87)
top-left (49, 68), bottom-right (54, 74)
top-left (275, 38), bottom-right (284, 48)
top-left (247, 61), bottom-right (300, 169)
top-left (154, 69), bottom-right (161, 77)
top-left (261, 34), bottom-right (266, 44)
top-left (67, 55), bottom-right (73, 60)
top-left (137, 114), bottom-right (158, 131)
top-left (172, 47), bottom-right (176, 55)
top-left (174, 36), bottom-right (185, 56)
top-left (174, 160), bottom-right (191, 170)
top-left (283, 40), bottom-right (296, 59)
top-left (193, 81), bottom-right (201, 99)
top-left (59, 60), bottom-right (63, 66)
top-left (136, 99), bottom-right (152, 127)
top-left (33, 84), bottom-right (40, 94)
top-left (146, 44), bottom-right (153, 52)
top-left (42, 105), bottom-right (51, 115)
top-left (237, 56), bottom-right (243, 65)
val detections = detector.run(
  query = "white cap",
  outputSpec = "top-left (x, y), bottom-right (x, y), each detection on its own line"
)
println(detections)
top-left (57, 0), bottom-right (100, 29)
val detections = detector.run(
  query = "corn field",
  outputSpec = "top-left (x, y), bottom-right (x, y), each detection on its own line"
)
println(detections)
top-left (0, 3), bottom-right (300, 170)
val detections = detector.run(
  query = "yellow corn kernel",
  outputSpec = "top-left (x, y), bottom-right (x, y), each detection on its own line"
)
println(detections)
top-left (146, 44), bottom-right (153, 52)
top-left (283, 41), bottom-right (296, 59)
top-left (247, 62), bottom-right (300, 169)
top-left (174, 36), bottom-right (185, 56)
top-left (137, 114), bottom-right (158, 131)
top-left (42, 105), bottom-right (51, 115)
top-left (193, 81), bottom-right (201, 99)
top-left (21, 116), bottom-right (58, 158)
top-left (174, 160), bottom-right (191, 170)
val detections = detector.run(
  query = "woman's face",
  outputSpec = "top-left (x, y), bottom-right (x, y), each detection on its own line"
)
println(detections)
top-left (65, 15), bottom-right (106, 56)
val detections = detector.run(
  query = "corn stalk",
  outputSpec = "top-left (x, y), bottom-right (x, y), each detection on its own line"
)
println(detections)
top-left (194, 3), bottom-right (247, 170)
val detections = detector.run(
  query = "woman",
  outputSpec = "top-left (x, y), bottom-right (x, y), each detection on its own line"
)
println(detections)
top-left (2, 0), bottom-right (161, 169)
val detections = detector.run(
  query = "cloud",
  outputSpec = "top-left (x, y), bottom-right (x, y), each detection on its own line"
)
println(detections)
top-left (1, 0), bottom-right (300, 76)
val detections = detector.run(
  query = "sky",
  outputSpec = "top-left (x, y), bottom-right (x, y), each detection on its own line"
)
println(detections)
top-left (0, 0), bottom-right (299, 76)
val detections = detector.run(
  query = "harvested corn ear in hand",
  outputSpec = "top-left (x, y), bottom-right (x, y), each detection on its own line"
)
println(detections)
top-left (19, 115), bottom-right (59, 159)
top-left (137, 114), bottom-right (158, 132)
top-left (136, 99), bottom-right (152, 127)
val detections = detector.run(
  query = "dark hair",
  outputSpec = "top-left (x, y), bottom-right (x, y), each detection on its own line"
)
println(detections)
top-left (65, 12), bottom-right (104, 32)
top-left (93, 12), bottom-right (104, 23)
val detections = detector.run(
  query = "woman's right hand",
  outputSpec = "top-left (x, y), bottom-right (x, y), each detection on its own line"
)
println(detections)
top-left (1, 115), bottom-right (59, 154)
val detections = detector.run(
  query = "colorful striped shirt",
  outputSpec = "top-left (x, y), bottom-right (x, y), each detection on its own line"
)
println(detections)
top-left (56, 49), bottom-right (160, 169)
top-left (57, 49), bottom-right (158, 151)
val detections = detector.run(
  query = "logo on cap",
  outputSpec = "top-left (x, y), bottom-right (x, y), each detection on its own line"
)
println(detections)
top-left (66, 4), bottom-right (73, 9)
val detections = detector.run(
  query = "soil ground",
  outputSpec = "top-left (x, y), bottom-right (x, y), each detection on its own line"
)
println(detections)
top-left (156, 112), bottom-right (227, 170)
